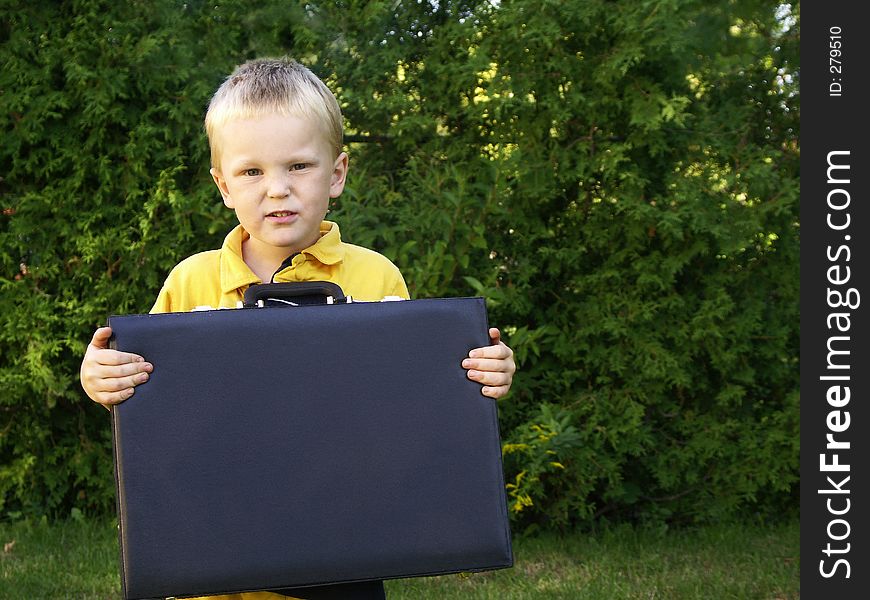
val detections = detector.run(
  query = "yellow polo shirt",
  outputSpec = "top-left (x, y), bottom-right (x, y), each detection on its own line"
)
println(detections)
top-left (151, 220), bottom-right (409, 314)
top-left (149, 220), bottom-right (406, 600)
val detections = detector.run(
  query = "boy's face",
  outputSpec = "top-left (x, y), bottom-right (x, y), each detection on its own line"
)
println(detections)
top-left (210, 112), bottom-right (347, 262)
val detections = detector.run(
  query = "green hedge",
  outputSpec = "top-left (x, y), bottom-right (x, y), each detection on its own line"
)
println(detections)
top-left (1, 0), bottom-right (799, 529)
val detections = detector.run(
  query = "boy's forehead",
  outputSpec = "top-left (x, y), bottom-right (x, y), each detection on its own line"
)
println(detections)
top-left (219, 110), bottom-right (323, 134)
top-left (215, 112), bottom-right (334, 161)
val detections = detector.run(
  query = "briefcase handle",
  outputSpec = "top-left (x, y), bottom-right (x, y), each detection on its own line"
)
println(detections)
top-left (242, 282), bottom-right (348, 308)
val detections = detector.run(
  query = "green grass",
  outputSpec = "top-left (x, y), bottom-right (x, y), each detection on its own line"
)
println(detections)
top-left (387, 522), bottom-right (799, 599)
top-left (0, 519), bottom-right (798, 599)
top-left (0, 518), bottom-right (119, 599)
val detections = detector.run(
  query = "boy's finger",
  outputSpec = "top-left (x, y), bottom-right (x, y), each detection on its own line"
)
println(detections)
top-left (465, 369), bottom-right (512, 387)
top-left (98, 372), bottom-right (150, 393)
top-left (481, 384), bottom-right (510, 399)
top-left (467, 342), bottom-right (513, 360)
top-left (96, 387), bottom-right (136, 406)
top-left (94, 361), bottom-right (152, 379)
top-left (461, 357), bottom-right (513, 373)
top-left (95, 349), bottom-right (150, 368)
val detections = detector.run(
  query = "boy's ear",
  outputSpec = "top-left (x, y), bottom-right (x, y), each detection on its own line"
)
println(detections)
top-left (329, 152), bottom-right (349, 199)
top-left (210, 168), bottom-right (234, 208)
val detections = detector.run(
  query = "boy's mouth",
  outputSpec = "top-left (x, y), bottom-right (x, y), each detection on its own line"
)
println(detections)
top-left (266, 210), bottom-right (298, 223)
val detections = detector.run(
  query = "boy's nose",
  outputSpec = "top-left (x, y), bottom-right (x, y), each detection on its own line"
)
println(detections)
top-left (266, 173), bottom-right (291, 198)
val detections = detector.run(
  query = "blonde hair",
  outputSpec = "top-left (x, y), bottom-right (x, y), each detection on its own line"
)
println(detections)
top-left (205, 57), bottom-right (343, 168)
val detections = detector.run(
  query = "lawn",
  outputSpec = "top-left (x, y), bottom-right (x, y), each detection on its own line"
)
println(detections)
top-left (0, 518), bottom-right (798, 599)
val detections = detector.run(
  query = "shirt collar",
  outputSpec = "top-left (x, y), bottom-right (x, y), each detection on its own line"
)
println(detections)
top-left (220, 221), bottom-right (345, 294)
top-left (220, 225), bottom-right (260, 294)
top-left (300, 220), bottom-right (345, 266)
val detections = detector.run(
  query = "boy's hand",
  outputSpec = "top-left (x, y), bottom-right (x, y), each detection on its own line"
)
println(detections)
top-left (80, 327), bottom-right (153, 408)
top-left (462, 328), bottom-right (516, 399)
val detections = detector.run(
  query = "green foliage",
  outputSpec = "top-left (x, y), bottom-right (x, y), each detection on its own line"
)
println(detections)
top-left (1, 0), bottom-right (799, 529)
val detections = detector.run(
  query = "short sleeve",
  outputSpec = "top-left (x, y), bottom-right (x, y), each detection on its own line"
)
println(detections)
top-left (150, 283), bottom-right (172, 314)
top-left (391, 270), bottom-right (411, 300)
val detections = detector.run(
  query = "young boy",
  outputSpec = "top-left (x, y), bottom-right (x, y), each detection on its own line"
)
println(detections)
top-left (79, 58), bottom-right (515, 599)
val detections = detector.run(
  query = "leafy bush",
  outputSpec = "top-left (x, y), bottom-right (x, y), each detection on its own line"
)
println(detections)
top-left (1, 0), bottom-right (799, 529)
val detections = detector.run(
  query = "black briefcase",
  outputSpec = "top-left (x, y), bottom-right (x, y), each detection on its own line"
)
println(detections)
top-left (108, 284), bottom-right (513, 599)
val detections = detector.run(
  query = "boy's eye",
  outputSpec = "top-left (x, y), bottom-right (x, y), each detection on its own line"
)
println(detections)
top-left (243, 168), bottom-right (261, 177)
top-left (290, 163), bottom-right (308, 171)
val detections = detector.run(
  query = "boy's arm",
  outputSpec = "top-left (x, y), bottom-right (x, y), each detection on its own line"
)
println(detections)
top-left (463, 328), bottom-right (515, 399)
top-left (80, 327), bottom-right (153, 408)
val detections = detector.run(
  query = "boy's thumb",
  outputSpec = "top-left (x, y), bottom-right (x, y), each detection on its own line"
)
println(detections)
top-left (89, 326), bottom-right (113, 349)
